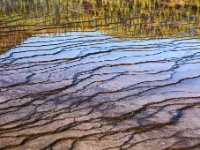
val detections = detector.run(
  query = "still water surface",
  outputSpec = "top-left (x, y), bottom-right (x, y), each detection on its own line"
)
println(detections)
top-left (0, 1), bottom-right (200, 150)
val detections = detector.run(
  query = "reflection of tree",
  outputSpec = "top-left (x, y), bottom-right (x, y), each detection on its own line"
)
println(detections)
top-left (1, 0), bottom-right (200, 53)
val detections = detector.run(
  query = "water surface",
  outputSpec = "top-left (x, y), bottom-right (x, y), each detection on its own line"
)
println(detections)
top-left (0, 1), bottom-right (200, 150)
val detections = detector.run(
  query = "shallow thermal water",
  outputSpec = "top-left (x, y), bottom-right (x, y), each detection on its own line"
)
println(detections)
top-left (0, 32), bottom-right (200, 150)
top-left (0, 0), bottom-right (200, 150)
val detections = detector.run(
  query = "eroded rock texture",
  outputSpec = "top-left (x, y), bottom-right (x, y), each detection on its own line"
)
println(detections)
top-left (0, 32), bottom-right (200, 150)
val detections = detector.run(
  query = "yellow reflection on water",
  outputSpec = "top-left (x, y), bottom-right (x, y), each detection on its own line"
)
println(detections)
top-left (1, 0), bottom-right (200, 53)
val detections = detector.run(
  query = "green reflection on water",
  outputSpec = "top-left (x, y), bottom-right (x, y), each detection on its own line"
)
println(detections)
top-left (1, 0), bottom-right (200, 53)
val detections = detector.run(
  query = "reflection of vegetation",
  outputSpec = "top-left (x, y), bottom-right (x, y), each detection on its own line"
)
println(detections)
top-left (1, 0), bottom-right (200, 53)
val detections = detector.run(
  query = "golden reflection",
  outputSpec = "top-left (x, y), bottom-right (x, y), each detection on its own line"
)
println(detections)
top-left (1, 0), bottom-right (200, 53)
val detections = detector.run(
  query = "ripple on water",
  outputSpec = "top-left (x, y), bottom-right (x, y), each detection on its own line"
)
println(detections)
top-left (0, 32), bottom-right (200, 150)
